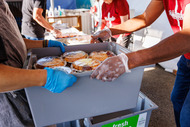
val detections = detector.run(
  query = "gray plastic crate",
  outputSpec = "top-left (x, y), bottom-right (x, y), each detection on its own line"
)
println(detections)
top-left (84, 92), bottom-right (158, 127)
top-left (24, 42), bottom-right (146, 127)
top-left (56, 120), bottom-right (81, 127)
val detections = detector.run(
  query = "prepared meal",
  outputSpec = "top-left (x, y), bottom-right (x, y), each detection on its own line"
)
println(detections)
top-left (60, 27), bottom-right (79, 38)
top-left (35, 56), bottom-right (66, 69)
top-left (89, 51), bottom-right (115, 62)
top-left (53, 66), bottom-right (72, 74)
top-left (72, 58), bottom-right (101, 72)
top-left (61, 34), bottom-right (77, 38)
top-left (62, 50), bottom-right (88, 63)
top-left (66, 35), bottom-right (91, 45)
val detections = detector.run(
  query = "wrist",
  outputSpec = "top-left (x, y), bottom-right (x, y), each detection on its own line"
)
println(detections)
top-left (42, 69), bottom-right (47, 87)
top-left (104, 26), bottom-right (112, 37)
top-left (50, 28), bottom-right (59, 33)
top-left (43, 68), bottom-right (53, 88)
top-left (118, 53), bottom-right (131, 73)
top-left (34, 69), bottom-right (47, 87)
top-left (50, 28), bottom-right (54, 33)
top-left (49, 26), bottom-right (54, 32)
top-left (43, 40), bottom-right (48, 47)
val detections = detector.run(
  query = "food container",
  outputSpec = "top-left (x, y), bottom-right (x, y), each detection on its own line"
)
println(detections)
top-left (35, 56), bottom-right (66, 69)
top-left (89, 50), bottom-right (115, 62)
top-left (66, 35), bottom-right (91, 45)
top-left (62, 50), bottom-right (88, 63)
top-left (24, 42), bottom-right (146, 127)
top-left (71, 58), bottom-right (101, 72)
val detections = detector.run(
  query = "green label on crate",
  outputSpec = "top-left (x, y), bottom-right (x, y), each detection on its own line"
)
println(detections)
top-left (102, 112), bottom-right (147, 127)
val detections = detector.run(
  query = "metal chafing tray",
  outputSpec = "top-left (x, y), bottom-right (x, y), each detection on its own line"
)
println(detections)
top-left (24, 42), bottom-right (145, 127)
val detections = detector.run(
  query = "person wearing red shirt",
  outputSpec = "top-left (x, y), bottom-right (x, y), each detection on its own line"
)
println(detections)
top-left (101, 0), bottom-right (132, 48)
top-left (91, 0), bottom-right (190, 126)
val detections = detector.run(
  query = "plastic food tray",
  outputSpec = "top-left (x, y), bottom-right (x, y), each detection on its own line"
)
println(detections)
top-left (24, 42), bottom-right (145, 127)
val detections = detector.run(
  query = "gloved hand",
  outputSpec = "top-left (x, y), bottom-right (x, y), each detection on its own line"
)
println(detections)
top-left (90, 27), bottom-right (112, 43)
top-left (43, 67), bottom-right (77, 93)
top-left (116, 34), bottom-right (124, 46)
top-left (48, 40), bottom-right (66, 53)
top-left (91, 53), bottom-right (131, 82)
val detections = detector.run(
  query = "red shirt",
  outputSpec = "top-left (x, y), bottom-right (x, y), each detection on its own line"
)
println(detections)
top-left (102, 0), bottom-right (130, 37)
top-left (163, 0), bottom-right (190, 59)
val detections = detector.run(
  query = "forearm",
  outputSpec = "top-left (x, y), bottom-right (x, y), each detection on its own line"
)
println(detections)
top-left (34, 15), bottom-right (54, 31)
top-left (110, 14), bottom-right (147, 35)
top-left (127, 29), bottom-right (190, 69)
top-left (24, 38), bottom-right (48, 50)
top-left (110, 0), bottom-right (164, 35)
top-left (0, 64), bottom-right (47, 92)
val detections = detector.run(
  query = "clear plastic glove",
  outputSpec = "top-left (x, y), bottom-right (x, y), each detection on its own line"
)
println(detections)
top-left (51, 29), bottom-right (63, 38)
top-left (43, 67), bottom-right (77, 93)
top-left (90, 27), bottom-right (112, 43)
top-left (116, 34), bottom-right (124, 46)
top-left (91, 53), bottom-right (130, 82)
top-left (48, 40), bottom-right (66, 53)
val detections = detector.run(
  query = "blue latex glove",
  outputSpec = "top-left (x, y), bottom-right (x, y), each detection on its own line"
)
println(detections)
top-left (43, 67), bottom-right (77, 93)
top-left (48, 40), bottom-right (67, 53)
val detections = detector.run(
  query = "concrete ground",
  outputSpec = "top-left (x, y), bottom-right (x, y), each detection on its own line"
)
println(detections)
top-left (141, 64), bottom-right (176, 127)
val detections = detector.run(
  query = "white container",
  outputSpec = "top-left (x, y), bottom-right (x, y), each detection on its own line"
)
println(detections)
top-left (48, 7), bottom-right (54, 17)
top-left (61, 9), bottom-right (66, 16)
top-left (54, 7), bottom-right (59, 17)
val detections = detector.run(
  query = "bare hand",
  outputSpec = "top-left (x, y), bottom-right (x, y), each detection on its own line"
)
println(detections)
top-left (51, 29), bottom-right (63, 38)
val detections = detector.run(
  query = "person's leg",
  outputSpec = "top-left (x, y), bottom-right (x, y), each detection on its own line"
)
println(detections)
top-left (116, 33), bottom-right (133, 48)
top-left (180, 90), bottom-right (190, 127)
top-left (171, 55), bottom-right (190, 127)
top-left (0, 90), bottom-right (34, 127)
top-left (122, 34), bottom-right (133, 48)
top-left (110, 37), bottom-right (117, 42)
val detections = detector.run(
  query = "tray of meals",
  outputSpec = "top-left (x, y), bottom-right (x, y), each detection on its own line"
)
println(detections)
top-left (24, 42), bottom-right (145, 127)
top-left (29, 44), bottom-right (117, 76)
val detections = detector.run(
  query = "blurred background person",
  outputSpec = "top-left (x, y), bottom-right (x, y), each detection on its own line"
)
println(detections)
top-left (100, 0), bottom-right (133, 48)
top-left (21, 0), bottom-right (62, 40)
top-left (90, 0), bottom-right (103, 33)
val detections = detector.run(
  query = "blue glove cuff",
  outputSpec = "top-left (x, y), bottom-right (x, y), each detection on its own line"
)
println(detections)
top-left (43, 68), bottom-right (57, 93)
top-left (48, 40), bottom-right (66, 53)
top-left (43, 67), bottom-right (77, 93)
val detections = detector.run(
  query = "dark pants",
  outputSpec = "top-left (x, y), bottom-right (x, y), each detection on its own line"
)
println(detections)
top-left (0, 90), bottom-right (34, 127)
top-left (111, 33), bottom-right (133, 48)
top-left (171, 55), bottom-right (190, 127)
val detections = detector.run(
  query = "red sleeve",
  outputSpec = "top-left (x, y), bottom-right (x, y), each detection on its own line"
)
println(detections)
top-left (116, 0), bottom-right (130, 16)
top-left (183, 0), bottom-right (190, 15)
top-left (184, 0), bottom-right (190, 5)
